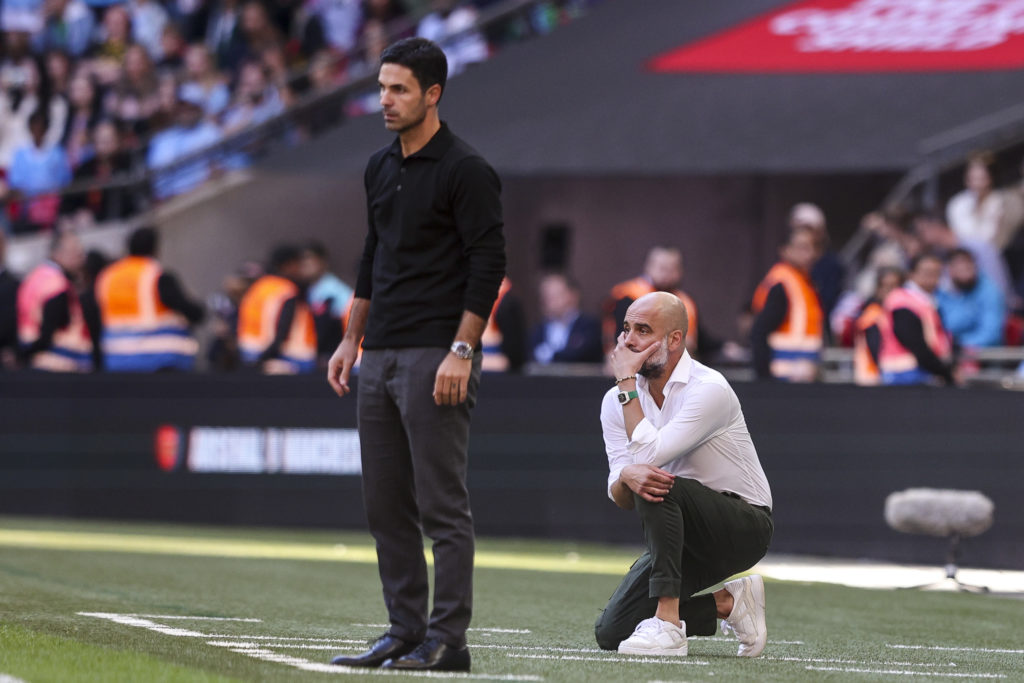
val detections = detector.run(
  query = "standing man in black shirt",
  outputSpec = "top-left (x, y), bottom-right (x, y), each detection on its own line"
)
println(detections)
top-left (327, 37), bottom-right (505, 674)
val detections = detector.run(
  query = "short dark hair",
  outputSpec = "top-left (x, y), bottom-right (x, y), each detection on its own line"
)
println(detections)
top-left (909, 251), bottom-right (943, 272)
top-left (304, 240), bottom-right (328, 260)
top-left (380, 37), bottom-right (448, 100)
top-left (948, 247), bottom-right (976, 263)
top-left (128, 226), bottom-right (159, 256)
top-left (269, 244), bottom-right (302, 272)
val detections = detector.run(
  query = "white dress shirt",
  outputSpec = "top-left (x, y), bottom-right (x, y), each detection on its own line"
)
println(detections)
top-left (601, 350), bottom-right (772, 509)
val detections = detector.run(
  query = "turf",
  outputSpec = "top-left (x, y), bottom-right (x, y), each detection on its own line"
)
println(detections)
top-left (0, 516), bottom-right (1020, 682)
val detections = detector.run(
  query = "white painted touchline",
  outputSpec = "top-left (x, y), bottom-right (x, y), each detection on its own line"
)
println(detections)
top-left (352, 623), bottom-right (532, 634)
top-left (129, 614), bottom-right (263, 622)
top-left (508, 654), bottom-right (709, 666)
top-left (805, 666), bottom-right (1005, 679)
top-left (692, 636), bottom-right (804, 645)
top-left (0, 675), bottom-right (29, 683)
top-left (888, 644), bottom-right (1024, 655)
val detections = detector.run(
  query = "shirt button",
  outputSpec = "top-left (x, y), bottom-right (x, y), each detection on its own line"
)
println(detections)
top-left (397, 185), bottom-right (402, 191)
top-left (400, 168), bottom-right (406, 174)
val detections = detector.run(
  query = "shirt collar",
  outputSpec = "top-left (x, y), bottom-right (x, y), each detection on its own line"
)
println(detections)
top-left (387, 121), bottom-right (453, 161)
top-left (906, 281), bottom-right (936, 305)
top-left (637, 349), bottom-right (693, 393)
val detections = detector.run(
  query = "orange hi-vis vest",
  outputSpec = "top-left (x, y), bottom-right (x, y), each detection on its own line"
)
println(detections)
top-left (95, 256), bottom-right (199, 371)
top-left (481, 277), bottom-right (512, 372)
top-left (603, 277), bottom-right (698, 350)
top-left (238, 274), bottom-right (316, 374)
top-left (854, 300), bottom-right (887, 386)
top-left (751, 262), bottom-right (823, 381)
top-left (879, 286), bottom-right (952, 385)
top-left (17, 261), bottom-right (91, 372)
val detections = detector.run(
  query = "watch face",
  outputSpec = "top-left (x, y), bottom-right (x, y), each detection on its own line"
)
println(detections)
top-left (451, 342), bottom-right (473, 359)
top-left (617, 391), bottom-right (629, 405)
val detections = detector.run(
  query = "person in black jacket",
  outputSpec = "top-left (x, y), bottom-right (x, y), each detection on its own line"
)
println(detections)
top-left (0, 232), bottom-right (21, 369)
top-left (530, 272), bottom-right (603, 365)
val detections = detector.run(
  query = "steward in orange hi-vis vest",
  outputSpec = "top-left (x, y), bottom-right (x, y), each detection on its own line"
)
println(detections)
top-left (96, 256), bottom-right (200, 371)
top-left (879, 285), bottom-right (953, 385)
top-left (751, 262), bottom-right (824, 382)
top-left (17, 261), bottom-right (92, 372)
top-left (238, 274), bottom-right (316, 374)
top-left (853, 300), bottom-right (887, 386)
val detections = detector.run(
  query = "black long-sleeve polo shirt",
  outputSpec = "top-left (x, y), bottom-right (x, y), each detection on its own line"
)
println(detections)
top-left (356, 123), bottom-right (506, 350)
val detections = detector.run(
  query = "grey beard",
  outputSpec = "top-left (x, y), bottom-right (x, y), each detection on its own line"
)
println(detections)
top-left (638, 359), bottom-right (665, 379)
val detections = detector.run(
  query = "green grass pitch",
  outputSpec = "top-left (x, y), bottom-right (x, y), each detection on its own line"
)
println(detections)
top-left (0, 516), bottom-right (1021, 682)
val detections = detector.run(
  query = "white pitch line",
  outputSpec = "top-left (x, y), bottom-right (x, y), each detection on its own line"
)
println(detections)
top-left (129, 614), bottom-right (262, 622)
top-left (508, 654), bottom-right (709, 666)
top-left (692, 636), bottom-right (805, 645)
top-left (352, 624), bottom-right (532, 634)
top-left (806, 666), bottom-right (1006, 679)
top-left (219, 646), bottom-right (542, 680)
top-left (888, 644), bottom-right (1024, 655)
top-left (768, 656), bottom-right (955, 668)
top-left (0, 675), bottom-right (29, 683)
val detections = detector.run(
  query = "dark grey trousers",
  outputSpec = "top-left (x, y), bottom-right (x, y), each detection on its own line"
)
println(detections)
top-left (357, 347), bottom-right (482, 649)
top-left (594, 477), bottom-right (773, 649)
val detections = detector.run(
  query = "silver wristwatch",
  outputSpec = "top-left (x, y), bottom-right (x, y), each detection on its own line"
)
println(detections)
top-left (450, 341), bottom-right (474, 360)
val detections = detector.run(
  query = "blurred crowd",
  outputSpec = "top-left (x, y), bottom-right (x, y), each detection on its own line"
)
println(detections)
top-left (0, 0), bottom-right (595, 233)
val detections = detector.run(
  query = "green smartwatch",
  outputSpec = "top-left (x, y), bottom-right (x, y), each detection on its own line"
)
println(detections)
top-left (617, 390), bottom-right (639, 406)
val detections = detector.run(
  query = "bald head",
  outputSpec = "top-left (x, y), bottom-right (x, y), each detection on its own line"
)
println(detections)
top-left (629, 291), bottom-right (688, 338)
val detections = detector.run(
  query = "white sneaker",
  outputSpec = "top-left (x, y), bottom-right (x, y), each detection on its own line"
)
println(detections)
top-left (617, 617), bottom-right (687, 656)
top-left (722, 574), bottom-right (767, 657)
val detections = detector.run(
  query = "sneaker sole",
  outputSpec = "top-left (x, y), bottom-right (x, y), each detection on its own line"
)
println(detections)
top-left (617, 644), bottom-right (688, 657)
top-left (738, 574), bottom-right (767, 658)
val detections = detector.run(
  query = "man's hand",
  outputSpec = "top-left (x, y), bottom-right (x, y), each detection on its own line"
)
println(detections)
top-left (620, 464), bottom-right (675, 503)
top-left (327, 338), bottom-right (359, 397)
top-left (433, 353), bottom-right (472, 406)
top-left (608, 332), bottom-right (661, 379)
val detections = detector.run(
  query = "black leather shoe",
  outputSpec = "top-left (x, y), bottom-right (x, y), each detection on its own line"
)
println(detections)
top-left (330, 633), bottom-right (415, 667)
top-left (382, 638), bottom-right (470, 671)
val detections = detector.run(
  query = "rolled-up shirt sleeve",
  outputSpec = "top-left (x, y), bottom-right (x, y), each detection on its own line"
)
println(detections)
top-left (627, 383), bottom-right (731, 467)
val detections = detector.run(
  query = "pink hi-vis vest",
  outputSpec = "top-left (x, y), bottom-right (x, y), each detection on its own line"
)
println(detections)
top-left (17, 261), bottom-right (91, 372)
top-left (879, 286), bottom-right (952, 376)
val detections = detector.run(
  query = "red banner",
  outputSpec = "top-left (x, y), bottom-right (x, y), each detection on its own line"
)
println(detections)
top-left (649, 0), bottom-right (1024, 73)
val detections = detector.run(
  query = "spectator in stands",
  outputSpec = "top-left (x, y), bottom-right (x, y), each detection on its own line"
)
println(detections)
top-left (157, 22), bottom-right (187, 71)
top-left (481, 276), bottom-right (527, 372)
top-left (32, 0), bottom-right (94, 57)
top-left (205, 0), bottom-right (244, 70)
top-left (60, 119), bottom-right (139, 224)
top-left (416, 0), bottom-right (489, 76)
top-left (530, 272), bottom-right (602, 365)
top-left (946, 151), bottom-right (1006, 250)
top-left (604, 246), bottom-right (698, 355)
top-left (789, 202), bottom-right (844, 324)
top-left (106, 43), bottom-right (162, 143)
top-left (853, 266), bottom-right (903, 387)
top-left (220, 59), bottom-right (284, 167)
top-left (0, 232), bottom-right (20, 369)
top-left (750, 227), bottom-right (823, 383)
top-left (937, 248), bottom-right (1005, 349)
top-left (95, 225), bottom-right (204, 371)
top-left (298, 50), bottom-right (345, 137)
top-left (302, 0), bottom-right (362, 55)
top-left (146, 87), bottom-right (222, 200)
top-left (61, 71), bottom-right (102, 168)
top-left (0, 53), bottom-right (67, 171)
top-left (996, 155), bottom-right (1024, 300)
top-left (6, 108), bottom-right (72, 232)
top-left (16, 229), bottom-right (92, 371)
top-left (302, 239), bottom-right (352, 360)
top-left (879, 252), bottom-right (955, 386)
top-left (237, 244), bottom-right (317, 373)
top-left (914, 210), bottom-right (1014, 305)
top-left (87, 4), bottom-right (133, 86)
top-left (179, 43), bottom-right (230, 120)
top-left (222, 0), bottom-right (283, 72)
top-left (128, 0), bottom-right (169, 61)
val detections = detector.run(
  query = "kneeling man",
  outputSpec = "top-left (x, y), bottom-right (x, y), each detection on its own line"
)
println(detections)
top-left (596, 292), bottom-right (773, 657)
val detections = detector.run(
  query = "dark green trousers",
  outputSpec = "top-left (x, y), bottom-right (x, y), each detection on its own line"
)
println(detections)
top-left (594, 477), bottom-right (773, 649)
